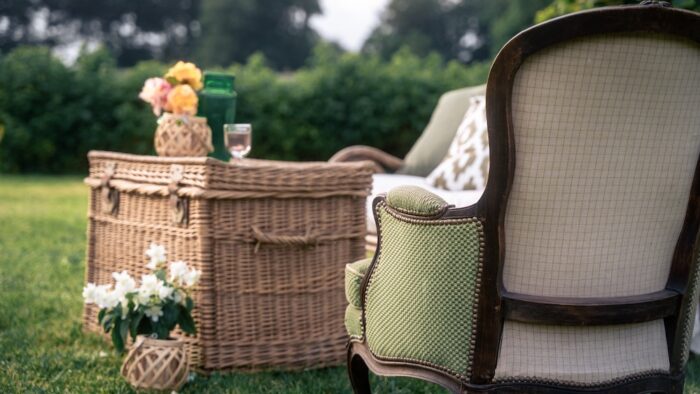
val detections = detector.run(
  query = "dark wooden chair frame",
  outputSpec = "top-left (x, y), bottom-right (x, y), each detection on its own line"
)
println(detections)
top-left (347, 3), bottom-right (700, 393)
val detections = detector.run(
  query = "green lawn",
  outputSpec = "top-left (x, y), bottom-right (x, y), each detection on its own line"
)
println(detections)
top-left (0, 176), bottom-right (437, 393)
top-left (1, 176), bottom-right (700, 393)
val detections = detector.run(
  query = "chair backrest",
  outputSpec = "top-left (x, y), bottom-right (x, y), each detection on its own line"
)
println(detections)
top-left (503, 33), bottom-right (700, 298)
top-left (474, 4), bottom-right (700, 386)
top-left (399, 84), bottom-right (486, 176)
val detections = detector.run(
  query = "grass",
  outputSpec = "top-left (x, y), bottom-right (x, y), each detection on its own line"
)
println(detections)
top-left (0, 175), bottom-right (438, 393)
top-left (1, 175), bottom-right (700, 393)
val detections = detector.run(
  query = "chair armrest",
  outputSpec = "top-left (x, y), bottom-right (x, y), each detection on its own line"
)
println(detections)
top-left (351, 186), bottom-right (485, 378)
top-left (385, 185), bottom-right (450, 217)
top-left (329, 145), bottom-right (404, 173)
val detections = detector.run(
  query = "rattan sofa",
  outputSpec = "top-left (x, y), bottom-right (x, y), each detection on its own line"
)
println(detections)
top-left (330, 85), bottom-right (486, 249)
top-left (344, 3), bottom-right (700, 393)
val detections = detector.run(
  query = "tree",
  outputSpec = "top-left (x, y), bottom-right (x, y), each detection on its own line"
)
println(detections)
top-left (0, 0), bottom-right (200, 66)
top-left (487, 0), bottom-right (552, 56)
top-left (195, 0), bottom-right (321, 70)
top-left (362, 0), bottom-right (549, 64)
top-left (362, 0), bottom-right (454, 61)
top-left (535, 0), bottom-right (700, 22)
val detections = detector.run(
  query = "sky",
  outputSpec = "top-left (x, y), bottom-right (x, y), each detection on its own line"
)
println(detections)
top-left (310, 0), bottom-right (391, 52)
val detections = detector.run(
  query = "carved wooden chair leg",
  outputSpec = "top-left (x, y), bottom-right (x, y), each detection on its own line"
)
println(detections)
top-left (347, 346), bottom-right (371, 394)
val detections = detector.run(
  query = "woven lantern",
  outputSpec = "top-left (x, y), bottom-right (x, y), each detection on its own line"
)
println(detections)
top-left (154, 114), bottom-right (213, 157)
top-left (120, 335), bottom-right (189, 391)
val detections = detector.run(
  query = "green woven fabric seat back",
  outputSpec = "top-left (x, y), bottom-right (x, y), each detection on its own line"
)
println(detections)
top-left (364, 202), bottom-right (484, 379)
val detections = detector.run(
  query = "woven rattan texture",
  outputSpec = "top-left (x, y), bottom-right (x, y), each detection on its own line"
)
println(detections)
top-left (154, 115), bottom-right (213, 157)
top-left (503, 33), bottom-right (700, 298)
top-left (84, 152), bottom-right (373, 371)
top-left (121, 336), bottom-right (189, 391)
top-left (495, 320), bottom-right (670, 384)
top-left (87, 151), bottom-right (372, 195)
top-left (364, 202), bottom-right (483, 379)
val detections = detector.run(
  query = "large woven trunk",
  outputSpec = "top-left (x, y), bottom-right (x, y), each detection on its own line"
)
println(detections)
top-left (83, 151), bottom-right (373, 371)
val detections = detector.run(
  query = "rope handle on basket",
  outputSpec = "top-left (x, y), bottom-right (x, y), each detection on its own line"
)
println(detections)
top-left (251, 225), bottom-right (319, 253)
top-left (100, 162), bottom-right (119, 215)
top-left (169, 165), bottom-right (188, 226)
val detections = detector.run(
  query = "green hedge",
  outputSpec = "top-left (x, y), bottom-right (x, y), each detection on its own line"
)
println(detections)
top-left (0, 44), bottom-right (488, 173)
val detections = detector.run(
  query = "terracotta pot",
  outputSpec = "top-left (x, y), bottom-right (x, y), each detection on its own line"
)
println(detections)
top-left (120, 335), bottom-right (189, 391)
top-left (154, 114), bottom-right (213, 157)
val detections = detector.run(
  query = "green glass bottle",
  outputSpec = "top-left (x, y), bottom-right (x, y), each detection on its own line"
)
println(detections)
top-left (197, 72), bottom-right (237, 159)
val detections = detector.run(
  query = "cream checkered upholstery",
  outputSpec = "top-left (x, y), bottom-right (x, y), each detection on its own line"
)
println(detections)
top-left (495, 33), bottom-right (700, 384)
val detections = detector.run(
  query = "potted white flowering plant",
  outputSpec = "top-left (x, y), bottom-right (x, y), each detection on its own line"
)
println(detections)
top-left (83, 243), bottom-right (200, 391)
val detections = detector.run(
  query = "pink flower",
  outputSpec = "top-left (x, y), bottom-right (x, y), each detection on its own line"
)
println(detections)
top-left (139, 77), bottom-right (172, 116)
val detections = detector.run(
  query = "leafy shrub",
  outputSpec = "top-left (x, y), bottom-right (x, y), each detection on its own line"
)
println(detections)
top-left (0, 44), bottom-right (488, 173)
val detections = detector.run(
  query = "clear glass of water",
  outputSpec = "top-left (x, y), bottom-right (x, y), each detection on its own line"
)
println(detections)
top-left (224, 123), bottom-right (252, 160)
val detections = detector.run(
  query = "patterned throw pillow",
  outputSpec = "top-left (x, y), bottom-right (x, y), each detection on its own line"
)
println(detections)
top-left (426, 96), bottom-right (489, 191)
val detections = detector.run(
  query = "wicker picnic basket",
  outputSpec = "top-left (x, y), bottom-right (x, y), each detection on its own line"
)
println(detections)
top-left (83, 151), bottom-right (373, 371)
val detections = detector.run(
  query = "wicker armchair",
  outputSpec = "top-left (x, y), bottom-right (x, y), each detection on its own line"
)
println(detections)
top-left (345, 3), bottom-right (700, 393)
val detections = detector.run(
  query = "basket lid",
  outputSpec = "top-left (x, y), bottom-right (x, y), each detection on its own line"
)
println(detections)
top-left (85, 151), bottom-right (374, 199)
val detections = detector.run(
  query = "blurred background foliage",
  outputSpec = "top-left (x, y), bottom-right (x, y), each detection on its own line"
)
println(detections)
top-left (1, 0), bottom-right (698, 173)
top-left (0, 44), bottom-right (488, 172)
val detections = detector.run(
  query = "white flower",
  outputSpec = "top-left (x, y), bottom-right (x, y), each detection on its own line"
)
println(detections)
top-left (157, 282), bottom-right (174, 300)
top-left (168, 261), bottom-right (189, 283)
top-left (135, 288), bottom-right (152, 307)
top-left (112, 270), bottom-right (136, 294)
top-left (82, 283), bottom-right (98, 304)
top-left (111, 286), bottom-right (127, 304)
top-left (94, 285), bottom-right (119, 309)
top-left (144, 305), bottom-right (164, 322)
top-left (140, 274), bottom-right (161, 294)
top-left (183, 269), bottom-right (201, 288)
top-left (145, 243), bottom-right (167, 270)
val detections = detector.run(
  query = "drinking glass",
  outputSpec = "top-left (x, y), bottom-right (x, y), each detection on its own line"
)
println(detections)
top-left (224, 124), bottom-right (252, 160)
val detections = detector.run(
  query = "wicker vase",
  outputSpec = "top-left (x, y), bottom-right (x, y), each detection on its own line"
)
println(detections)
top-left (154, 114), bottom-right (214, 157)
top-left (120, 335), bottom-right (189, 391)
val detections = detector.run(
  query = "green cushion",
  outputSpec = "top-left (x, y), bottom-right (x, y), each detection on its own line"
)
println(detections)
top-left (345, 305), bottom-right (363, 338)
top-left (345, 257), bottom-right (372, 308)
top-left (677, 252), bottom-right (700, 370)
top-left (399, 84), bottom-right (487, 177)
top-left (364, 202), bottom-right (484, 378)
top-left (386, 186), bottom-right (448, 217)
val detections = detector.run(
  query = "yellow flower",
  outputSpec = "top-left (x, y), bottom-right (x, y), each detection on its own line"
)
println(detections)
top-left (167, 85), bottom-right (199, 115)
top-left (165, 61), bottom-right (203, 90)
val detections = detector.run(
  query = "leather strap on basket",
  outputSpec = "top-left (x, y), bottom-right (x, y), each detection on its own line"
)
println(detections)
top-left (169, 164), bottom-right (189, 226)
top-left (100, 162), bottom-right (119, 215)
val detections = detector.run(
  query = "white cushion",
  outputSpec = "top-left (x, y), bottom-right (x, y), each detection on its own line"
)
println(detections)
top-left (366, 174), bottom-right (484, 234)
top-left (426, 95), bottom-right (489, 191)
